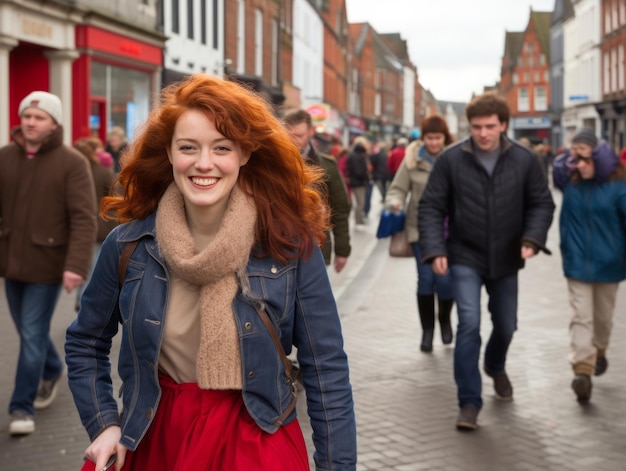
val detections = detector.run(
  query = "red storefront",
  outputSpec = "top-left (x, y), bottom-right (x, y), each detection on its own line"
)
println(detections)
top-left (72, 25), bottom-right (163, 144)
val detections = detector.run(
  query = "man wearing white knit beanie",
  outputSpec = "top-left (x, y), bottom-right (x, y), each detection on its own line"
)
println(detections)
top-left (0, 90), bottom-right (97, 436)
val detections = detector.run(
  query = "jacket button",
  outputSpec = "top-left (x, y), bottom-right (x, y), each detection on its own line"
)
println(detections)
top-left (284, 377), bottom-right (291, 385)
top-left (245, 322), bottom-right (252, 330)
top-left (48, 237), bottom-right (54, 243)
top-left (146, 408), bottom-right (154, 419)
top-left (248, 370), bottom-right (254, 378)
top-left (271, 266), bottom-right (278, 274)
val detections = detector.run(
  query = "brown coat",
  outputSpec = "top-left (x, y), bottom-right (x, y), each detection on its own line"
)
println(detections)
top-left (0, 126), bottom-right (97, 283)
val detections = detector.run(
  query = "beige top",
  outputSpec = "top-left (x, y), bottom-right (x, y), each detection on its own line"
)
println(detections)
top-left (159, 272), bottom-right (201, 384)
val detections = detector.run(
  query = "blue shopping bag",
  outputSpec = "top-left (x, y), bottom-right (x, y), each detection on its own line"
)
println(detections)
top-left (376, 211), bottom-right (394, 238)
top-left (376, 211), bottom-right (405, 239)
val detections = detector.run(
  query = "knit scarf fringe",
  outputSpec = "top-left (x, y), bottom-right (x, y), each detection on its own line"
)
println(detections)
top-left (155, 183), bottom-right (257, 389)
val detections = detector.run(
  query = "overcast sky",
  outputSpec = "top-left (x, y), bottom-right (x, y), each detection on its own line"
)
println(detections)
top-left (345, 0), bottom-right (556, 103)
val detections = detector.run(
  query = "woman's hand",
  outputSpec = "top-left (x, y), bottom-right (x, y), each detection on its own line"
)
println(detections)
top-left (84, 425), bottom-right (128, 471)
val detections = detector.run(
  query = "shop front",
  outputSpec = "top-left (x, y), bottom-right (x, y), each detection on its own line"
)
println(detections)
top-left (510, 116), bottom-right (551, 144)
top-left (306, 103), bottom-right (345, 138)
top-left (73, 25), bottom-right (164, 144)
top-left (2, 4), bottom-right (80, 144)
top-left (346, 115), bottom-right (366, 146)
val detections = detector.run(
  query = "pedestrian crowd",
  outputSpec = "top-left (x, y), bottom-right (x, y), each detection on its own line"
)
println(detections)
top-left (0, 78), bottom-right (624, 471)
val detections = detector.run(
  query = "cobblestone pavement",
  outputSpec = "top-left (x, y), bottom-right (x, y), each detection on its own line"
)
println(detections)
top-left (1, 189), bottom-right (625, 470)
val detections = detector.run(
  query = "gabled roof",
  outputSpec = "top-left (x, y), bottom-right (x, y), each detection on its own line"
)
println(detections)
top-left (350, 22), bottom-right (403, 71)
top-left (564, 0), bottom-right (575, 21)
top-left (531, 10), bottom-right (552, 61)
top-left (552, 0), bottom-right (574, 25)
top-left (380, 33), bottom-right (410, 64)
top-left (350, 22), bottom-right (369, 58)
top-left (372, 31), bottom-right (403, 71)
top-left (503, 31), bottom-right (524, 72)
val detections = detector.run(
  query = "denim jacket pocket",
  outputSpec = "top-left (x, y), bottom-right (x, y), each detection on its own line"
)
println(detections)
top-left (246, 260), bottom-right (297, 323)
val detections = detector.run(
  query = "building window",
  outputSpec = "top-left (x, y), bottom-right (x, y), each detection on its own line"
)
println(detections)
top-left (518, 87), bottom-right (529, 112)
top-left (212, 0), bottom-right (219, 50)
top-left (528, 55), bottom-right (534, 67)
top-left (271, 19), bottom-right (278, 86)
top-left (524, 72), bottom-right (529, 82)
top-left (617, 44), bottom-right (624, 90)
top-left (200, 0), bottom-right (207, 45)
top-left (172, 0), bottom-right (180, 34)
top-left (604, 52), bottom-right (610, 94)
top-left (534, 71), bottom-right (539, 82)
top-left (255, 9), bottom-right (263, 77)
top-left (539, 54), bottom-right (546, 66)
top-left (187, 0), bottom-right (194, 39)
top-left (518, 56), bottom-right (524, 68)
top-left (237, 0), bottom-right (245, 74)
top-left (544, 71), bottom-right (550, 82)
top-left (282, 0), bottom-right (292, 32)
top-left (534, 86), bottom-right (547, 111)
top-left (612, 48), bottom-right (618, 92)
top-left (513, 73), bottom-right (519, 85)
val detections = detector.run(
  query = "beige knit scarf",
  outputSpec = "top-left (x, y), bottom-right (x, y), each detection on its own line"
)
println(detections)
top-left (155, 183), bottom-right (256, 389)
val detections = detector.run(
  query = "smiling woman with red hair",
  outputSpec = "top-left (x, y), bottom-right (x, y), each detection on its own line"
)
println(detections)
top-left (66, 74), bottom-right (356, 471)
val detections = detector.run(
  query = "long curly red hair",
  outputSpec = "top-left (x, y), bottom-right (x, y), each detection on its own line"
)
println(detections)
top-left (102, 74), bottom-right (329, 263)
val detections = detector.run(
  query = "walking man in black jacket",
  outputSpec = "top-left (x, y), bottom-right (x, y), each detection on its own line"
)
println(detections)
top-left (418, 93), bottom-right (554, 431)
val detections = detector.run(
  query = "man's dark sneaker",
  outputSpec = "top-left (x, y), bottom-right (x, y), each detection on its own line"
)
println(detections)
top-left (594, 356), bottom-right (608, 376)
top-left (572, 374), bottom-right (592, 402)
top-left (484, 367), bottom-right (513, 402)
top-left (34, 370), bottom-right (64, 410)
top-left (456, 405), bottom-right (479, 431)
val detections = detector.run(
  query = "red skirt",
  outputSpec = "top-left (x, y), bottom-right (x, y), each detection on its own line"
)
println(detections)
top-left (82, 373), bottom-right (310, 471)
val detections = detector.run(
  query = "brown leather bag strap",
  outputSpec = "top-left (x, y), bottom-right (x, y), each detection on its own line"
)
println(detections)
top-left (118, 240), bottom-right (139, 286)
top-left (254, 306), bottom-right (298, 426)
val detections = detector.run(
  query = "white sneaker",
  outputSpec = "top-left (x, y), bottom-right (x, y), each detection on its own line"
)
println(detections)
top-left (34, 370), bottom-right (64, 410)
top-left (9, 411), bottom-right (35, 435)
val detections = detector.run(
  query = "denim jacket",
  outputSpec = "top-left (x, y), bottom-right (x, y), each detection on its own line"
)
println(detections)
top-left (65, 213), bottom-right (357, 470)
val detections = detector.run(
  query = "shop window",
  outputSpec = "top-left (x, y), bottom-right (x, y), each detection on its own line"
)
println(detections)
top-left (90, 62), bottom-right (152, 141)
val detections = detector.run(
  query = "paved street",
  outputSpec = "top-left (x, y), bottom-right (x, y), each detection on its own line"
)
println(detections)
top-left (1, 188), bottom-right (625, 470)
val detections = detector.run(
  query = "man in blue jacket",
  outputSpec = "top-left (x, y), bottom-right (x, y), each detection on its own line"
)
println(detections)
top-left (418, 93), bottom-right (555, 430)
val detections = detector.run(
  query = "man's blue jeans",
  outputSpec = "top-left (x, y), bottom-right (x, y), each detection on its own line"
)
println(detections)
top-left (450, 265), bottom-right (518, 410)
top-left (5, 280), bottom-right (63, 415)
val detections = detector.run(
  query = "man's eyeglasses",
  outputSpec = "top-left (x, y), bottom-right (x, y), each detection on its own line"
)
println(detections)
top-left (573, 156), bottom-right (593, 164)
